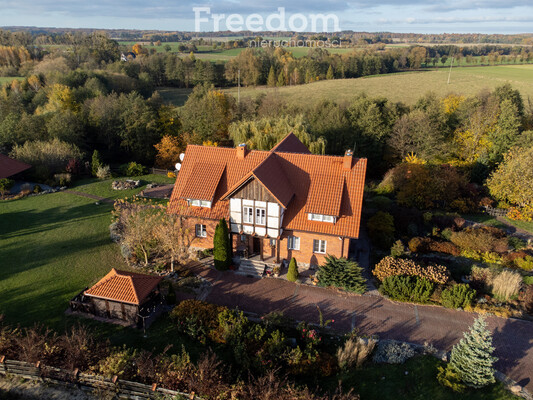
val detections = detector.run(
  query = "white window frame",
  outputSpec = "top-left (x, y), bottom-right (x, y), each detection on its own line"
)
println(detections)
top-left (200, 200), bottom-right (211, 208)
top-left (189, 199), bottom-right (211, 208)
top-left (287, 236), bottom-right (300, 250)
top-left (270, 239), bottom-right (276, 247)
top-left (243, 206), bottom-right (253, 224)
top-left (308, 213), bottom-right (335, 223)
top-left (256, 208), bottom-right (266, 225)
top-left (313, 239), bottom-right (327, 254)
top-left (195, 224), bottom-right (207, 238)
top-left (190, 199), bottom-right (200, 207)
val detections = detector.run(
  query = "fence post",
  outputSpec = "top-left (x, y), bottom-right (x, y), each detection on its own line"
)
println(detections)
top-left (151, 383), bottom-right (158, 391)
top-left (0, 356), bottom-right (5, 375)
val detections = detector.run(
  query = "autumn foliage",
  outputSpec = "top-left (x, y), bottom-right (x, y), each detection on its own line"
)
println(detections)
top-left (373, 256), bottom-right (450, 284)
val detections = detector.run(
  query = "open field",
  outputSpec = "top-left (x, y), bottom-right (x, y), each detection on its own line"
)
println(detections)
top-left (0, 174), bottom-right (174, 328)
top-left (223, 64), bottom-right (533, 105)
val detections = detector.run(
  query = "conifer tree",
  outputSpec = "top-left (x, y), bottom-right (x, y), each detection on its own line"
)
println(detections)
top-left (344, 261), bottom-right (367, 293)
top-left (318, 255), bottom-right (367, 294)
top-left (326, 65), bottom-right (334, 80)
top-left (91, 150), bottom-right (102, 177)
top-left (277, 70), bottom-right (285, 87)
top-left (449, 316), bottom-right (498, 388)
top-left (287, 257), bottom-right (298, 282)
top-left (267, 66), bottom-right (276, 87)
top-left (213, 219), bottom-right (231, 271)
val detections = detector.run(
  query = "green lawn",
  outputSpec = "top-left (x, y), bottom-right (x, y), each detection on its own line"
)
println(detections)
top-left (71, 173), bottom-right (175, 200)
top-left (462, 213), bottom-right (533, 235)
top-left (223, 64), bottom-right (533, 105)
top-left (329, 356), bottom-right (518, 400)
top-left (156, 87), bottom-right (193, 106)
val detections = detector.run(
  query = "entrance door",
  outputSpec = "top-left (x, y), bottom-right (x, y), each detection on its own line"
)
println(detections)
top-left (252, 237), bottom-right (261, 256)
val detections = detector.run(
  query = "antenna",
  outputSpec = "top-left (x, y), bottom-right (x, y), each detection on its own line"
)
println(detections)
top-left (175, 163), bottom-right (181, 171)
top-left (179, 153), bottom-right (185, 161)
top-left (237, 69), bottom-right (241, 104)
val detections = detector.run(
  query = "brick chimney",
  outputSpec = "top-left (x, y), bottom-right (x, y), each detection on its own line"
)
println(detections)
top-left (237, 143), bottom-right (247, 160)
top-left (343, 149), bottom-right (353, 171)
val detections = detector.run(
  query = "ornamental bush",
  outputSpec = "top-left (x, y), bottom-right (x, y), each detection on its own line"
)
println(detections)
top-left (318, 255), bottom-right (367, 293)
top-left (372, 341), bottom-right (415, 364)
top-left (380, 275), bottom-right (435, 303)
top-left (450, 227), bottom-right (508, 254)
top-left (120, 161), bottom-right (146, 176)
top-left (213, 219), bottom-right (231, 271)
top-left (366, 211), bottom-right (395, 249)
top-left (287, 257), bottom-right (299, 282)
top-left (441, 284), bottom-right (476, 309)
top-left (373, 256), bottom-right (449, 284)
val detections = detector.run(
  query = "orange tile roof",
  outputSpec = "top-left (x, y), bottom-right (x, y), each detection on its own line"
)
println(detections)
top-left (180, 162), bottom-right (225, 201)
top-left (0, 154), bottom-right (31, 179)
top-left (168, 134), bottom-right (367, 239)
top-left (271, 132), bottom-right (311, 154)
top-left (84, 269), bottom-right (162, 305)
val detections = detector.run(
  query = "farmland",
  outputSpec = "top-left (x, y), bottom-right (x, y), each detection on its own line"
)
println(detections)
top-left (222, 64), bottom-right (533, 105)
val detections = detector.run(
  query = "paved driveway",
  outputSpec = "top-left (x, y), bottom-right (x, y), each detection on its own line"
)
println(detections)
top-left (189, 262), bottom-right (533, 392)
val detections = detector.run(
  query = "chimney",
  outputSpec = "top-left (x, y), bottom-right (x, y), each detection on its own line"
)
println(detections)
top-left (237, 143), bottom-right (247, 160)
top-left (343, 149), bottom-right (353, 171)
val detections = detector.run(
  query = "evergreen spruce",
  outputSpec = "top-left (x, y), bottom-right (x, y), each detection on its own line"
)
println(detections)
top-left (287, 257), bottom-right (298, 282)
top-left (267, 66), bottom-right (277, 87)
top-left (213, 219), bottom-right (231, 271)
top-left (326, 65), bottom-right (335, 80)
top-left (277, 70), bottom-right (285, 87)
top-left (91, 150), bottom-right (102, 177)
top-left (318, 255), bottom-right (367, 294)
top-left (449, 316), bottom-right (498, 388)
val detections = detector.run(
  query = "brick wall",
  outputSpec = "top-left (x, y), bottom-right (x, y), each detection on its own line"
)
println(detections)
top-left (189, 219), bottom-right (218, 252)
top-left (279, 230), bottom-right (349, 267)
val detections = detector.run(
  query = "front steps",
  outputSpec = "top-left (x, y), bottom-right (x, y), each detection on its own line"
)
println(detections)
top-left (235, 258), bottom-right (266, 278)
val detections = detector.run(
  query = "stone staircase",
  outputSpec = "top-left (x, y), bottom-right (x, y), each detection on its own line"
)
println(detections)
top-left (236, 258), bottom-right (266, 278)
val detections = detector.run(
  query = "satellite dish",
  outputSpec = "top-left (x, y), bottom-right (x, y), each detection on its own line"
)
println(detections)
top-left (176, 163), bottom-right (182, 171)
top-left (179, 153), bottom-right (185, 161)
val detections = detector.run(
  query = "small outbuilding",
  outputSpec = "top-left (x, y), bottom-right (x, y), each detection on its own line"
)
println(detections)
top-left (0, 154), bottom-right (31, 179)
top-left (71, 268), bottom-right (163, 326)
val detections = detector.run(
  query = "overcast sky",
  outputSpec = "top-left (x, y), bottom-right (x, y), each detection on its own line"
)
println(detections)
top-left (0, 0), bottom-right (532, 33)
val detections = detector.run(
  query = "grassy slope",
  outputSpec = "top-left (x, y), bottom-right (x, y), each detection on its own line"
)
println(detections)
top-left (222, 65), bottom-right (533, 105)
top-left (0, 77), bottom-right (24, 85)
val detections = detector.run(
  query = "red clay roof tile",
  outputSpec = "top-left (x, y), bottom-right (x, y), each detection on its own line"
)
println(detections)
top-left (84, 269), bottom-right (162, 305)
top-left (0, 154), bottom-right (31, 179)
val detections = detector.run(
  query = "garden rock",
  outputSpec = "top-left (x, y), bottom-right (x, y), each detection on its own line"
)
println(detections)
top-left (112, 180), bottom-right (141, 190)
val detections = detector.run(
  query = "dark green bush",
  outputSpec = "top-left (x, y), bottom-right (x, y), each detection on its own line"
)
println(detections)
top-left (440, 284), bottom-right (476, 309)
top-left (0, 178), bottom-right (14, 196)
top-left (318, 255), bottom-right (367, 293)
top-left (372, 195), bottom-right (393, 211)
top-left (120, 161), bottom-right (146, 176)
top-left (380, 275), bottom-right (434, 303)
top-left (367, 211), bottom-right (395, 249)
top-left (213, 219), bottom-right (231, 271)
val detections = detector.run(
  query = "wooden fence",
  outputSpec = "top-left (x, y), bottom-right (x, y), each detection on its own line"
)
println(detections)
top-left (150, 168), bottom-right (173, 176)
top-left (484, 206), bottom-right (510, 217)
top-left (0, 356), bottom-right (200, 399)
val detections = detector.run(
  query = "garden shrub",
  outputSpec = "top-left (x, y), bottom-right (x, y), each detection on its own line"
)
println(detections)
top-left (380, 275), bottom-right (435, 303)
top-left (390, 240), bottom-right (407, 258)
top-left (120, 161), bottom-right (146, 176)
top-left (491, 270), bottom-right (522, 301)
top-left (373, 256), bottom-right (449, 284)
top-left (337, 337), bottom-right (377, 370)
top-left (366, 211), bottom-right (395, 249)
top-left (170, 300), bottom-right (225, 341)
top-left (430, 241), bottom-right (460, 256)
top-left (514, 255), bottom-right (533, 271)
top-left (165, 282), bottom-right (176, 305)
top-left (91, 150), bottom-right (103, 177)
top-left (0, 178), bottom-right (14, 196)
top-left (441, 228), bottom-right (453, 241)
top-left (213, 219), bottom-right (232, 271)
top-left (440, 284), bottom-right (476, 309)
top-left (98, 346), bottom-right (136, 378)
top-left (469, 265), bottom-right (495, 292)
top-left (96, 165), bottom-right (111, 179)
top-left (287, 257), bottom-right (299, 282)
top-left (523, 276), bottom-right (533, 285)
top-left (371, 195), bottom-right (393, 211)
top-left (450, 227), bottom-right (508, 254)
top-left (372, 341), bottom-right (415, 364)
top-left (408, 237), bottom-right (431, 253)
top-left (318, 255), bottom-right (367, 293)
top-left (508, 236), bottom-right (526, 250)
top-left (437, 365), bottom-right (467, 392)
top-left (521, 285), bottom-right (533, 314)
top-left (53, 172), bottom-right (72, 186)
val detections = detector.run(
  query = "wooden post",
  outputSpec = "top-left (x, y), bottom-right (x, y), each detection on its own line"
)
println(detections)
top-left (0, 356), bottom-right (5, 375)
top-left (189, 391), bottom-right (196, 400)
top-left (151, 383), bottom-right (158, 391)
top-left (112, 375), bottom-right (119, 384)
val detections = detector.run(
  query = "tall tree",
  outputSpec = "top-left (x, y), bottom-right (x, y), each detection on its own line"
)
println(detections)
top-left (449, 316), bottom-right (497, 388)
top-left (213, 219), bottom-right (232, 271)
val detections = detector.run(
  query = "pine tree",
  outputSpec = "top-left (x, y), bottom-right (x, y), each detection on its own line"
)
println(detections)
top-left (449, 316), bottom-right (498, 388)
top-left (343, 261), bottom-right (367, 293)
top-left (91, 150), bottom-right (102, 177)
top-left (287, 257), bottom-right (298, 282)
top-left (213, 219), bottom-right (231, 271)
top-left (318, 255), bottom-right (367, 294)
top-left (267, 66), bottom-right (276, 87)
top-left (326, 65), bottom-right (334, 80)
top-left (277, 70), bottom-right (285, 87)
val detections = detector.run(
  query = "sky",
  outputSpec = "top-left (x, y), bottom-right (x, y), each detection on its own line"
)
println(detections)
top-left (0, 0), bottom-right (532, 34)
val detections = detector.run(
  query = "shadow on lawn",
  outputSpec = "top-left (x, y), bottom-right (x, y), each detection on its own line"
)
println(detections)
top-left (0, 201), bottom-right (112, 240)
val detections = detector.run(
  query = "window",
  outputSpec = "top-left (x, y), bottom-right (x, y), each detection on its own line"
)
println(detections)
top-left (308, 213), bottom-right (335, 223)
top-left (189, 199), bottom-right (211, 208)
top-left (313, 239), bottom-right (327, 254)
top-left (195, 224), bottom-right (207, 238)
top-left (287, 236), bottom-right (300, 250)
top-left (256, 208), bottom-right (266, 225)
top-left (241, 234), bottom-right (247, 242)
top-left (270, 239), bottom-right (276, 247)
top-left (243, 206), bottom-right (253, 223)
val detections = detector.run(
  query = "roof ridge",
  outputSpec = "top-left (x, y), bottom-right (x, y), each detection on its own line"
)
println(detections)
top-left (127, 275), bottom-right (140, 305)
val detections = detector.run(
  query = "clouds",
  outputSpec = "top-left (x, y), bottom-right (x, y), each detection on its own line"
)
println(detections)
top-left (0, 0), bottom-right (531, 33)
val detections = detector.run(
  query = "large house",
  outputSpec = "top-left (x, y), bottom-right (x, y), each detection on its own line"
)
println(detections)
top-left (168, 133), bottom-right (367, 272)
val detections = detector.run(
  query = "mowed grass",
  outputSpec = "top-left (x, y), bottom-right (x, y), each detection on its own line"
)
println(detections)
top-left (0, 174), bottom-right (174, 328)
top-left (0, 192), bottom-right (126, 328)
top-left (0, 77), bottom-right (24, 85)
top-left (223, 64), bottom-right (533, 105)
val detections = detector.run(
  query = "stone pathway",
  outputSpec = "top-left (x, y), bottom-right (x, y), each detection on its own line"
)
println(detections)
top-left (186, 259), bottom-right (533, 394)
top-left (64, 190), bottom-right (114, 204)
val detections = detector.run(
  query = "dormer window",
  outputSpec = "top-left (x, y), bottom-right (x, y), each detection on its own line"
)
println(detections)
top-left (189, 199), bottom-right (211, 208)
top-left (308, 213), bottom-right (335, 223)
